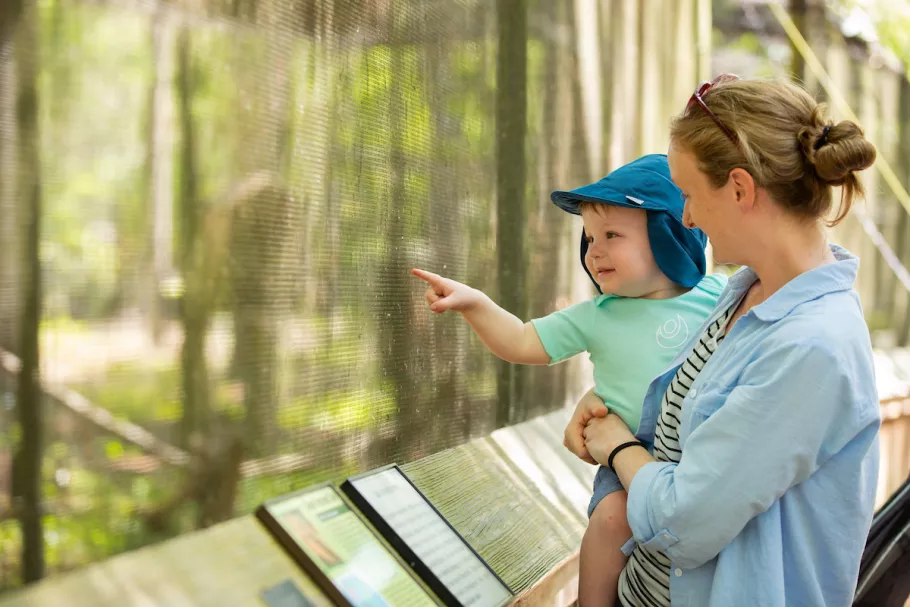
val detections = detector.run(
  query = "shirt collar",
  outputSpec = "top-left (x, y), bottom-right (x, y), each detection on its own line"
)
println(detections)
top-left (726, 244), bottom-right (858, 322)
top-left (594, 293), bottom-right (617, 307)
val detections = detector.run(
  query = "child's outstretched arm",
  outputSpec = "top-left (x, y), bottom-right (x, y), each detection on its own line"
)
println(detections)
top-left (412, 268), bottom-right (550, 365)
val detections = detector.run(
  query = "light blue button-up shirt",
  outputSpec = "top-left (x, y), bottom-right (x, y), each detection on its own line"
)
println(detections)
top-left (624, 245), bottom-right (881, 607)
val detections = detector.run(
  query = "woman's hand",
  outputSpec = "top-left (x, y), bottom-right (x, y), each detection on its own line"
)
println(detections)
top-left (583, 413), bottom-right (637, 466)
top-left (564, 388), bottom-right (608, 464)
top-left (412, 268), bottom-right (484, 313)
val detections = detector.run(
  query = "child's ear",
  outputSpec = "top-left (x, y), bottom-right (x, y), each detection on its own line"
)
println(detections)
top-left (579, 228), bottom-right (602, 294)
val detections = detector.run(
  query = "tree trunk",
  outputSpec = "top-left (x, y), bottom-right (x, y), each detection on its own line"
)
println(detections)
top-left (494, 0), bottom-right (528, 427)
top-left (552, 0), bottom-right (582, 413)
top-left (805, 0), bottom-right (828, 100)
top-left (297, 3), bottom-right (334, 320)
top-left (789, 0), bottom-right (807, 81)
top-left (11, 0), bottom-right (45, 582)
top-left (175, 27), bottom-right (208, 449)
top-left (421, 38), bottom-right (461, 445)
top-left (373, 1), bottom-right (425, 459)
top-left (231, 1), bottom-right (296, 457)
top-left (0, 2), bottom-right (20, 354)
top-left (144, 8), bottom-right (175, 343)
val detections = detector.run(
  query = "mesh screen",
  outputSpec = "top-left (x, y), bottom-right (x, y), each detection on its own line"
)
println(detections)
top-left (0, 0), bottom-right (704, 588)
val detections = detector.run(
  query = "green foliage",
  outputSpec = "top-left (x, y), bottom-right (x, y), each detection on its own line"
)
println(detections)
top-left (728, 31), bottom-right (763, 55)
top-left (1, 0), bottom-right (599, 591)
top-left (37, 2), bottom-right (151, 318)
top-left (187, 28), bottom-right (243, 203)
top-left (282, 386), bottom-right (398, 430)
top-left (827, 0), bottom-right (910, 73)
top-left (236, 466), bottom-right (356, 514)
top-left (873, 10), bottom-right (910, 68)
top-left (73, 362), bottom-right (183, 426)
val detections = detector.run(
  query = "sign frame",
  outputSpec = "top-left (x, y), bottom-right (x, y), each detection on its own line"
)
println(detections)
top-left (255, 482), bottom-right (440, 607)
top-left (340, 464), bottom-right (513, 607)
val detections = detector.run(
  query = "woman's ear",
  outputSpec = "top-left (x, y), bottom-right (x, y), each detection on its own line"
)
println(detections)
top-left (728, 167), bottom-right (756, 210)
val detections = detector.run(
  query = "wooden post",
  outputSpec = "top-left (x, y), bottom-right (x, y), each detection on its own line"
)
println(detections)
top-left (696, 0), bottom-right (711, 82)
top-left (574, 0), bottom-right (603, 176)
top-left (598, 0), bottom-right (614, 171)
top-left (874, 70), bottom-right (900, 338)
top-left (895, 79), bottom-right (910, 345)
top-left (495, 0), bottom-right (528, 427)
top-left (11, 0), bottom-right (44, 582)
top-left (804, 0), bottom-right (828, 99)
top-left (856, 58), bottom-right (880, 324)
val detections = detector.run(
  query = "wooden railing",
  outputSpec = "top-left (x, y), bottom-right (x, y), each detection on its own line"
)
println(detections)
top-left (2, 381), bottom-right (908, 607)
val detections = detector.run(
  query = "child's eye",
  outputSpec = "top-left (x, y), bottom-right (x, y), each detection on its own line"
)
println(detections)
top-left (606, 232), bottom-right (618, 239)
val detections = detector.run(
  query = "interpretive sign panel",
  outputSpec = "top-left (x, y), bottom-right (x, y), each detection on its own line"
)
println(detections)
top-left (256, 484), bottom-right (439, 607)
top-left (341, 465), bottom-right (513, 607)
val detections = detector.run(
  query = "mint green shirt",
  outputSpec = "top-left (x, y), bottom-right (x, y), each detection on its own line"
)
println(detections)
top-left (530, 274), bottom-right (727, 433)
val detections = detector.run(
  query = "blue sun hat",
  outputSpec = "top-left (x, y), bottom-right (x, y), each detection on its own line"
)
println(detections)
top-left (550, 154), bottom-right (708, 293)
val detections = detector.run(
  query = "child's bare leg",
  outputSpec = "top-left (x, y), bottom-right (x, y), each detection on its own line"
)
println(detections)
top-left (579, 490), bottom-right (631, 607)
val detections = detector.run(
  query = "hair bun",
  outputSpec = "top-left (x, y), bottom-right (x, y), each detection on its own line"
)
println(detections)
top-left (803, 119), bottom-right (877, 185)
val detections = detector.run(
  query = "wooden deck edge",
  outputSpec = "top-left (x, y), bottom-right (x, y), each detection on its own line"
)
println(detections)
top-left (880, 396), bottom-right (910, 420)
top-left (510, 550), bottom-right (580, 607)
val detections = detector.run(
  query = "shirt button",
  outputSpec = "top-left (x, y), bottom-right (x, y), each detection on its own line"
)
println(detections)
top-left (689, 388), bottom-right (698, 398)
top-left (675, 568), bottom-right (683, 577)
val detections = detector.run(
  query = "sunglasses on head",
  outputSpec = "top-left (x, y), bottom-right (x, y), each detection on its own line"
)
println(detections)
top-left (686, 73), bottom-right (741, 147)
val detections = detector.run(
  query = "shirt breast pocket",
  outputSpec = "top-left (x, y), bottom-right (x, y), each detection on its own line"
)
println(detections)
top-left (680, 382), bottom-right (733, 443)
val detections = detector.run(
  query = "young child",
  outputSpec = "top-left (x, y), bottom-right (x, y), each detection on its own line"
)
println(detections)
top-left (412, 154), bottom-right (726, 605)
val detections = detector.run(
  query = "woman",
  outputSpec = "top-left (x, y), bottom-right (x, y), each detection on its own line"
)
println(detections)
top-left (565, 75), bottom-right (881, 606)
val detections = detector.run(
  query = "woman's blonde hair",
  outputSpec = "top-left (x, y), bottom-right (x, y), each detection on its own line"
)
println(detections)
top-left (670, 79), bottom-right (877, 226)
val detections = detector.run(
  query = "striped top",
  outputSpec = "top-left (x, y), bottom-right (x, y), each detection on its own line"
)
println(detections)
top-left (618, 302), bottom-right (738, 607)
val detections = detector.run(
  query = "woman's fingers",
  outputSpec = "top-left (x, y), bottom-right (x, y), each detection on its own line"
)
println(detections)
top-left (564, 418), bottom-right (588, 460)
top-left (565, 389), bottom-right (611, 462)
